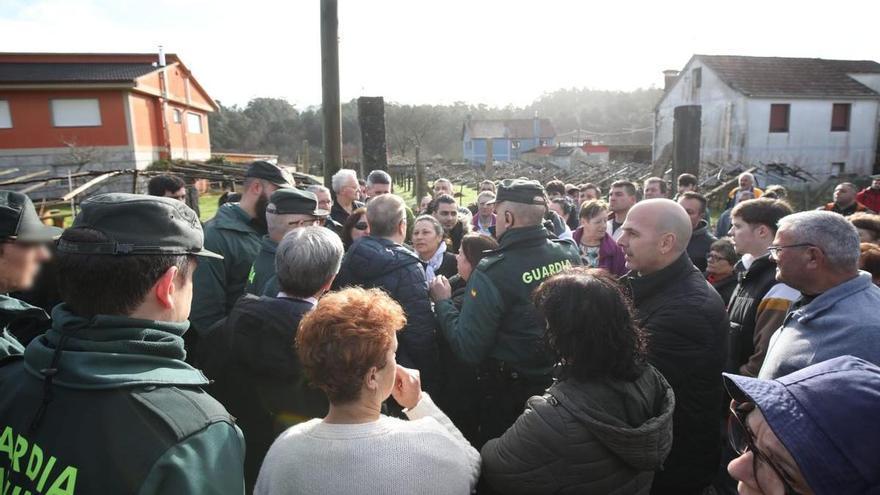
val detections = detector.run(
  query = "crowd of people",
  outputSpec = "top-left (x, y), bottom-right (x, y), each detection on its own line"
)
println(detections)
top-left (0, 160), bottom-right (878, 495)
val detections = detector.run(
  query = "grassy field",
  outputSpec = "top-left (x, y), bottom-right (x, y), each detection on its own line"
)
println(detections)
top-left (199, 192), bottom-right (222, 222)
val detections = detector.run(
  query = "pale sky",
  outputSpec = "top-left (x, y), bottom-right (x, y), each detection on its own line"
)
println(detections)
top-left (2, 0), bottom-right (878, 109)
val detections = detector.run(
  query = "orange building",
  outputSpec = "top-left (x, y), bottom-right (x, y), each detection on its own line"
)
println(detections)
top-left (0, 52), bottom-right (217, 171)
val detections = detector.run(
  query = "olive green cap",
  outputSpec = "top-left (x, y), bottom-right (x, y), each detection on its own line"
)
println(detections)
top-left (486, 179), bottom-right (547, 206)
top-left (266, 188), bottom-right (328, 217)
top-left (56, 193), bottom-right (222, 259)
top-left (0, 190), bottom-right (62, 242)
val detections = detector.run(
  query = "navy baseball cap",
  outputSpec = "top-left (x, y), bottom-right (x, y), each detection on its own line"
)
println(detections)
top-left (723, 356), bottom-right (880, 495)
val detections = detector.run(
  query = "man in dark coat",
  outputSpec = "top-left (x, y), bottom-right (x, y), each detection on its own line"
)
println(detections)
top-left (190, 161), bottom-right (294, 337)
top-left (678, 192), bottom-right (717, 272)
top-left (199, 226), bottom-right (343, 491)
top-left (619, 199), bottom-right (728, 495)
top-left (333, 194), bottom-right (440, 390)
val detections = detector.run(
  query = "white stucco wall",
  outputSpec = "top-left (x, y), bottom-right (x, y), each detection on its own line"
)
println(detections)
top-left (743, 98), bottom-right (879, 177)
top-left (654, 57), bottom-right (880, 180)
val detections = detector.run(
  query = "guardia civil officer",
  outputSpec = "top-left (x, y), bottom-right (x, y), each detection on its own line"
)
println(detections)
top-left (429, 179), bottom-right (582, 446)
top-left (189, 161), bottom-right (294, 337)
top-left (0, 191), bottom-right (61, 360)
top-left (245, 187), bottom-right (329, 297)
top-left (0, 194), bottom-right (245, 494)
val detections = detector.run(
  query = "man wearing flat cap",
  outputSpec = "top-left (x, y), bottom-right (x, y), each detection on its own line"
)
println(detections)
top-left (0, 191), bottom-right (61, 361)
top-left (0, 193), bottom-right (245, 494)
top-left (429, 179), bottom-right (582, 445)
top-left (190, 160), bottom-right (294, 341)
top-left (245, 188), bottom-right (329, 297)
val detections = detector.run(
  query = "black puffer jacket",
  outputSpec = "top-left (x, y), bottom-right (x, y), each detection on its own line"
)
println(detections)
top-left (622, 253), bottom-right (728, 494)
top-left (197, 294), bottom-right (328, 491)
top-left (481, 364), bottom-right (675, 494)
top-left (333, 236), bottom-right (440, 388)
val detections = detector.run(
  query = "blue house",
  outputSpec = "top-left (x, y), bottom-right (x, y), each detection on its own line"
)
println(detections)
top-left (462, 117), bottom-right (557, 164)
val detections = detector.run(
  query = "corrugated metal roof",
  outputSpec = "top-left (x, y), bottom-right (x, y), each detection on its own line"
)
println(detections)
top-left (697, 55), bottom-right (880, 98)
top-left (0, 63), bottom-right (158, 83)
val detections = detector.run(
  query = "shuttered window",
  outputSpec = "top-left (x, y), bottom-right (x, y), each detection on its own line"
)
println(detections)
top-left (769, 104), bottom-right (789, 133)
top-left (831, 103), bottom-right (850, 131)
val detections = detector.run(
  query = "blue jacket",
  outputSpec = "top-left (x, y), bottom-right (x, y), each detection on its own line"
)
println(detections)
top-left (333, 236), bottom-right (440, 388)
top-left (760, 272), bottom-right (880, 379)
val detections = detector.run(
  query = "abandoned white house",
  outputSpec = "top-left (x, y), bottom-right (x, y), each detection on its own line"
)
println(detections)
top-left (653, 54), bottom-right (880, 180)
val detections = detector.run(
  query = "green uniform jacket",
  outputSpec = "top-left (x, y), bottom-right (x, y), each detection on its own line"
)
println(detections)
top-left (190, 203), bottom-right (263, 335)
top-left (0, 304), bottom-right (245, 494)
top-left (0, 294), bottom-right (49, 362)
top-left (245, 236), bottom-right (278, 297)
top-left (435, 225), bottom-right (582, 377)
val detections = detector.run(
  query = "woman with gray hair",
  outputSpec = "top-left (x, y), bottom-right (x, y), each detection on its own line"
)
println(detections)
top-left (412, 215), bottom-right (457, 283)
top-left (198, 226), bottom-right (344, 490)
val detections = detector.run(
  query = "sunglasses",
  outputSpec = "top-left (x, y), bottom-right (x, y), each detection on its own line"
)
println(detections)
top-left (354, 222), bottom-right (368, 231)
top-left (728, 402), bottom-right (800, 495)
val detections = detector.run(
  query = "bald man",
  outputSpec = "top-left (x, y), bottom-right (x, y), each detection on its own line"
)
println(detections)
top-left (618, 199), bottom-right (728, 495)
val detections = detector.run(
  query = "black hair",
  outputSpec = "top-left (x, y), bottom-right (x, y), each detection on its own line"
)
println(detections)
top-left (680, 191), bottom-right (709, 213)
top-left (610, 180), bottom-right (637, 197)
top-left (533, 267), bottom-right (647, 382)
top-left (427, 194), bottom-right (457, 214)
top-left (677, 173), bottom-right (698, 188)
top-left (147, 175), bottom-right (186, 197)
top-left (55, 228), bottom-right (193, 318)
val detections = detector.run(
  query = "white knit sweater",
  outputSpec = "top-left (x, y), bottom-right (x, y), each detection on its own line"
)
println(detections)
top-left (253, 393), bottom-right (481, 495)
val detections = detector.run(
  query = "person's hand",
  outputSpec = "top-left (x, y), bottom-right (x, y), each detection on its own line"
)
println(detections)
top-left (429, 275), bottom-right (452, 302)
top-left (392, 365), bottom-right (422, 410)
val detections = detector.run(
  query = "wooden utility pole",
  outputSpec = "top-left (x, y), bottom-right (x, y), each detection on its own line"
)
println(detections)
top-left (302, 139), bottom-right (310, 174)
top-left (321, 0), bottom-right (342, 187)
top-left (415, 145), bottom-right (426, 203)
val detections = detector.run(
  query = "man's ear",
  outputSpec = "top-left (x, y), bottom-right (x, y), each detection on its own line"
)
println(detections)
top-left (659, 233), bottom-right (675, 254)
top-left (153, 265), bottom-right (179, 309)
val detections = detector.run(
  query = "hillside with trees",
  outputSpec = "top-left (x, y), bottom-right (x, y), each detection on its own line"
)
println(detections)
top-left (208, 87), bottom-right (662, 164)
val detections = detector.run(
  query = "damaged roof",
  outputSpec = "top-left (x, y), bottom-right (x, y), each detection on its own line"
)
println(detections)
top-left (464, 118), bottom-right (557, 139)
top-left (696, 55), bottom-right (880, 98)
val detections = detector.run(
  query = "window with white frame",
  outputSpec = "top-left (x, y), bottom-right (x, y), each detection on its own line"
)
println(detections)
top-left (186, 112), bottom-right (203, 133)
top-left (51, 99), bottom-right (101, 127)
top-left (0, 101), bottom-right (11, 129)
top-left (173, 109), bottom-right (182, 123)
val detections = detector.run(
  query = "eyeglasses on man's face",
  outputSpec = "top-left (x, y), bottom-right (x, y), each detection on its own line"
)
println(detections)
top-left (767, 243), bottom-right (815, 261)
top-left (728, 401), bottom-right (801, 495)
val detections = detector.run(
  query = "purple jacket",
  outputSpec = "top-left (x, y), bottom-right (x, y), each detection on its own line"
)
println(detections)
top-left (572, 227), bottom-right (627, 276)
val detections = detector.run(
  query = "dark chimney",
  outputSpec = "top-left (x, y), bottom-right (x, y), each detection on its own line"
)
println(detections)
top-left (663, 70), bottom-right (679, 91)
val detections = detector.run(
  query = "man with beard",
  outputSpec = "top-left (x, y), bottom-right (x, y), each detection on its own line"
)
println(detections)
top-left (189, 161), bottom-right (294, 342)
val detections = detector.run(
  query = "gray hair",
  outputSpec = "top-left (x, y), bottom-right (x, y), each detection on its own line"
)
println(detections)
top-left (738, 172), bottom-right (756, 183)
top-left (266, 211), bottom-right (301, 242)
top-left (331, 169), bottom-right (358, 193)
top-left (414, 215), bottom-right (443, 237)
top-left (778, 211), bottom-right (860, 272)
top-left (477, 191), bottom-right (496, 203)
top-left (306, 184), bottom-right (330, 196)
top-left (366, 194), bottom-right (406, 238)
top-left (275, 226), bottom-right (344, 298)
